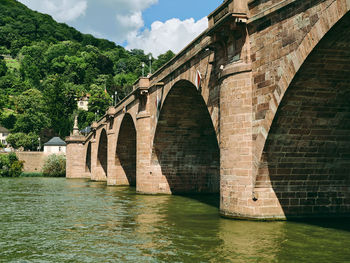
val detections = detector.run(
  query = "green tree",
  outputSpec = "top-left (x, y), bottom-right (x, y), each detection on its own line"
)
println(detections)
top-left (6, 132), bottom-right (39, 151)
top-left (88, 84), bottom-right (112, 115)
top-left (77, 109), bottom-right (95, 130)
top-left (42, 75), bottom-right (77, 137)
top-left (0, 153), bottom-right (24, 177)
top-left (1, 111), bottom-right (16, 129)
top-left (153, 50), bottom-right (175, 72)
top-left (13, 88), bottom-right (50, 134)
top-left (0, 56), bottom-right (8, 77)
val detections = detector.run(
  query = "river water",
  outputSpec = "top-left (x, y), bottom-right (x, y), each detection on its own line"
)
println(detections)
top-left (0, 178), bottom-right (349, 262)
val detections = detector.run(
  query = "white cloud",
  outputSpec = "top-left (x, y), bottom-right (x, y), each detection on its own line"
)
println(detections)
top-left (126, 17), bottom-right (208, 57)
top-left (17, 0), bottom-right (209, 57)
top-left (98, 0), bottom-right (158, 12)
top-left (18, 0), bottom-right (87, 22)
top-left (115, 11), bottom-right (144, 40)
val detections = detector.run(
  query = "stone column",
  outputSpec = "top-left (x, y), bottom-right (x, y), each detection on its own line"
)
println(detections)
top-left (89, 122), bottom-right (101, 181)
top-left (65, 135), bottom-right (89, 179)
top-left (219, 62), bottom-right (256, 219)
top-left (106, 108), bottom-right (118, 186)
top-left (134, 84), bottom-right (158, 194)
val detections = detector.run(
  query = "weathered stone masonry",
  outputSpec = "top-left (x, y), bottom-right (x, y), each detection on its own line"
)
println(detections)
top-left (66, 0), bottom-right (350, 220)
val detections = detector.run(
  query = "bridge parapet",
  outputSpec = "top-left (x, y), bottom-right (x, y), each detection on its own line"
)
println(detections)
top-left (208, 0), bottom-right (248, 28)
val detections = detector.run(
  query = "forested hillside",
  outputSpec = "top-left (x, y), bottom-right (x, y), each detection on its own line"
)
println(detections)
top-left (0, 0), bottom-right (175, 150)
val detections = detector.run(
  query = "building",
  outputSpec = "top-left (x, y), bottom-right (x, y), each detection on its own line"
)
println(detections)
top-left (77, 95), bottom-right (90, 111)
top-left (43, 137), bottom-right (66, 154)
top-left (0, 126), bottom-right (9, 147)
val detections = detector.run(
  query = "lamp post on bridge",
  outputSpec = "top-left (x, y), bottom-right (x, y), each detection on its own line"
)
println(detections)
top-left (149, 55), bottom-right (152, 75)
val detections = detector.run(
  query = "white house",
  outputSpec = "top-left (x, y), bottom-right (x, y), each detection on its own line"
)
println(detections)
top-left (77, 95), bottom-right (90, 111)
top-left (0, 126), bottom-right (9, 147)
top-left (44, 137), bottom-right (66, 154)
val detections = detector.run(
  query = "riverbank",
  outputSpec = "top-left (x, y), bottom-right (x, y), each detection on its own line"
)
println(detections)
top-left (20, 172), bottom-right (44, 177)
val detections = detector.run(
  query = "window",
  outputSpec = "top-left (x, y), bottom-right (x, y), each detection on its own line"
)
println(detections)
top-left (80, 102), bottom-right (84, 106)
top-left (59, 146), bottom-right (62, 152)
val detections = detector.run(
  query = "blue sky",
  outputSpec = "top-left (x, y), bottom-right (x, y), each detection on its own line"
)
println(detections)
top-left (18, 0), bottom-right (223, 56)
top-left (142, 1), bottom-right (222, 27)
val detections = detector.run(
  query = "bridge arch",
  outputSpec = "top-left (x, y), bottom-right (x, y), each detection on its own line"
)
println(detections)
top-left (255, 5), bottom-right (350, 169)
top-left (97, 128), bottom-right (108, 179)
top-left (115, 113), bottom-right (137, 186)
top-left (257, 12), bottom-right (350, 216)
top-left (85, 142), bottom-right (91, 174)
top-left (151, 79), bottom-right (220, 194)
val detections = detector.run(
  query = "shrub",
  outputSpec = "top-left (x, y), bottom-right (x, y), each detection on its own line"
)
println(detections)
top-left (20, 172), bottom-right (43, 177)
top-left (42, 154), bottom-right (66, 177)
top-left (0, 153), bottom-right (24, 177)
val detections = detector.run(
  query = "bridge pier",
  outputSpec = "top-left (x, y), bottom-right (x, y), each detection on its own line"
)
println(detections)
top-left (65, 135), bottom-right (90, 179)
top-left (219, 63), bottom-right (255, 219)
top-left (135, 112), bottom-right (155, 194)
top-left (107, 127), bottom-right (118, 186)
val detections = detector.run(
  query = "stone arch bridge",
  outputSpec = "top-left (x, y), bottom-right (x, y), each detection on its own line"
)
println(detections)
top-left (66, 0), bottom-right (350, 220)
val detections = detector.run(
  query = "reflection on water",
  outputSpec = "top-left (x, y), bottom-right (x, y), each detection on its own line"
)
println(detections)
top-left (0, 178), bottom-right (349, 262)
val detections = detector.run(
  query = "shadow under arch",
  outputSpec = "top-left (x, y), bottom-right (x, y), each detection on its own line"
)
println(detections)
top-left (257, 12), bottom-right (350, 218)
top-left (97, 128), bottom-right (108, 178)
top-left (115, 113), bottom-right (137, 186)
top-left (85, 142), bottom-right (91, 173)
top-left (151, 79), bottom-right (220, 197)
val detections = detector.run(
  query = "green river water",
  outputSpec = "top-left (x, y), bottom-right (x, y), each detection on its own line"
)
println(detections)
top-left (0, 178), bottom-right (349, 262)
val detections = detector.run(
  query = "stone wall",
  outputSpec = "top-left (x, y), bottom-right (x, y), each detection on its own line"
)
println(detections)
top-left (16, 152), bottom-right (47, 173)
top-left (256, 12), bottom-right (350, 217)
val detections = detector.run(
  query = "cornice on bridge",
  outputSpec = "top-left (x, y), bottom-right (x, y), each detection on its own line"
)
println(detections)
top-left (247, 0), bottom-right (301, 23)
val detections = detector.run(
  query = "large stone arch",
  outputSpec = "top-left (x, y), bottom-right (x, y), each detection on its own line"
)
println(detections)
top-left (96, 128), bottom-right (108, 180)
top-left (115, 113), bottom-right (137, 186)
top-left (150, 79), bottom-right (220, 194)
top-left (254, 3), bottom-right (350, 180)
top-left (256, 11), bottom-right (350, 217)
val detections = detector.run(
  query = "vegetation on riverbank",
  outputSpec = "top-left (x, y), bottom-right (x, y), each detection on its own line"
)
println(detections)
top-left (0, 152), bottom-right (24, 177)
top-left (42, 154), bottom-right (66, 177)
top-left (20, 172), bottom-right (43, 177)
top-left (0, 0), bottom-right (175, 148)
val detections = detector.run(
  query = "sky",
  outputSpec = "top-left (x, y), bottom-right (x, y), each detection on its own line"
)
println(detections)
top-left (17, 0), bottom-right (223, 57)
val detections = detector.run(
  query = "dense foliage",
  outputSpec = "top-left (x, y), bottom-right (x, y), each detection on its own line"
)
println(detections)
top-left (0, 152), bottom-right (24, 177)
top-left (42, 154), bottom-right (66, 177)
top-left (0, 0), bottom-right (175, 146)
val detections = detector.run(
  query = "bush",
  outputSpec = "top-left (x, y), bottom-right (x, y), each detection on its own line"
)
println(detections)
top-left (0, 153), bottom-right (24, 177)
top-left (20, 172), bottom-right (43, 177)
top-left (42, 154), bottom-right (66, 177)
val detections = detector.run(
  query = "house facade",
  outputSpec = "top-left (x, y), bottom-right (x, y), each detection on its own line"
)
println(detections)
top-left (0, 126), bottom-right (9, 147)
top-left (43, 137), bottom-right (66, 154)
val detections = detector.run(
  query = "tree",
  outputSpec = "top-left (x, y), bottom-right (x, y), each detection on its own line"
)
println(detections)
top-left (1, 112), bottom-right (16, 129)
top-left (6, 132), bottom-right (39, 151)
top-left (88, 84), bottom-right (112, 115)
top-left (0, 90), bottom-right (7, 110)
top-left (153, 50), bottom-right (175, 72)
top-left (13, 88), bottom-right (50, 134)
top-left (42, 75), bottom-right (77, 137)
top-left (77, 109), bottom-right (95, 130)
top-left (0, 153), bottom-right (24, 177)
top-left (0, 56), bottom-right (8, 77)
